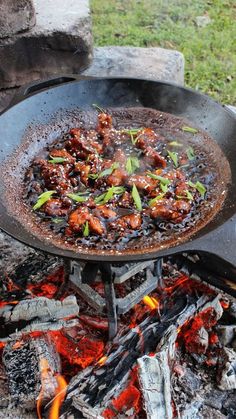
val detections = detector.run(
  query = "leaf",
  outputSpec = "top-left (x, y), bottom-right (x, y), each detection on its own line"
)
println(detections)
top-left (94, 186), bottom-right (125, 205)
top-left (187, 180), bottom-right (206, 198)
top-left (48, 157), bottom-right (67, 164)
top-left (33, 190), bottom-right (56, 210)
top-left (167, 150), bottom-right (178, 167)
top-left (186, 146), bottom-right (195, 160)
top-left (148, 193), bottom-right (166, 207)
top-left (131, 184), bottom-right (142, 211)
top-left (88, 173), bottom-right (99, 180)
top-left (126, 156), bottom-right (140, 175)
top-left (83, 221), bottom-right (90, 237)
top-left (182, 126), bottom-right (198, 134)
top-left (146, 173), bottom-right (170, 185)
top-left (169, 141), bottom-right (183, 147)
top-left (67, 193), bottom-right (88, 203)
top-left (123, 128), bottom-right (143, 145)
top-left (195, 181), bottom-right (206, 198)
top-left (52, 217), bottom-right (64, 224)
top-left (160, 183), bottom-right (168, 193)
top-left (92, 103), bottom-right (106, 113)
top-left (177, 190), bottom-right (194, 200)
top-left (98, 162), bottom-right (119, 178)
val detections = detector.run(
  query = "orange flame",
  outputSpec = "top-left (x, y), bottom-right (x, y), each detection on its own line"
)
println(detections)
top-left (37, 358), bottom-right (50, 419)
top-left (164, 275), bottom-right (189, 293)
top-left (143, 295), bottom-right (159, 310)
top-left (49, 375), bottom-right (67, 419)
top-left (97, 355), bottom-right (107, 366)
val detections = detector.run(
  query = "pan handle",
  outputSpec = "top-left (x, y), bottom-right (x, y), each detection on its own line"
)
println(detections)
top-left (9, 75), bottom-right (88, 106)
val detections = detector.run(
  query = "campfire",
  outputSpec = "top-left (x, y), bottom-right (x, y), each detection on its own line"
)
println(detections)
top-left (0, 252), bottom-right (236, 419)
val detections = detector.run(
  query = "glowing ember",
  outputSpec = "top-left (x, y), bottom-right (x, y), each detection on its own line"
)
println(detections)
top-left (164, 274), bottom-right (189, 293)
top-left (143, 295), bottom-right (159, 310)
top-left (37, 358), bottom-right (50, 419)
top-left (49, 375), bottom-right (67, 419)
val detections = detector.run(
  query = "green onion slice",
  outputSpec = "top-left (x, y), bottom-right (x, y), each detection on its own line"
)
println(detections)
top-left (92, 103), bottom-right (106, 113)
top-left (67, 193), bottom-right (88, 203)
top-left (82, 221), bottom-right (90, 237)
top-left (126, 156), bottom-right (140, 175)
top-left (48, 157), bottom-right (67, 164)
top-left (94, 186), bottom-right (125, 205)
top-left (167, 150), bottom-right (178, 167)
top-left (33, 190), bottom-right (56, 210)
top-left (186, 146), bottom-right (195, 161)
top-left (182, 126), bottom-right (198, 134)
top-left (148, 193), bottom-right (166, 207)
top-left (131, 184), bottom-right (142, 211)
top-left (146, 173), bottom-right (170, 185)
top-left (187, 180), bottom-right (206, 198)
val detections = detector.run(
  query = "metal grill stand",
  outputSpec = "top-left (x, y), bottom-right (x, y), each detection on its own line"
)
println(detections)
top-left (68, 259), bottom-right (163, 339)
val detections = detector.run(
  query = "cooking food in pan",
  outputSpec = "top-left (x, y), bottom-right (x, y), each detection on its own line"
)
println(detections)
top-left (24, 107), bottom-right (227, 251)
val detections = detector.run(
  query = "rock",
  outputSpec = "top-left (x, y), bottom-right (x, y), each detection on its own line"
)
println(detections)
top-left (0, 0), bottom-right (92, 89)
top-left (0, 0), bottom-right (35, 39)
top-left (83, 46), bottom-right (185, 85)
top-left (218, 348), bottom-right (236, 390)
top-left (195, 15), bottom-right (212, 28)
top-left (179, 368), bottom-right (202, 395)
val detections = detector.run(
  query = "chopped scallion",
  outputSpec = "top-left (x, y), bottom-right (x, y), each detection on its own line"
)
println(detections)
top-left (182, 126), bottom-right (198, 134)
top-left (186, 146), bottom-right (195, 161)
top-left (148, 193), bottom-right (166, 207)
top-left (131, 184), bottom-right (142, 211)
top-left (48, 157), bottom-right (66, 164)
top-left (83, 221), bottom-right (90, 237)
top-left (167, 150), bottom-right (178, 167)
top-left (33, 190), bottom-right (56, 210)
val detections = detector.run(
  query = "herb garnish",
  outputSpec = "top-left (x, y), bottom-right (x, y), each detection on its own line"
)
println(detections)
top-left (131, 184), bottom-right (142, 211)
top-left (88, 162), bottom-right (119, 180)
top-left (146, 173), bottom-right (170, 185)
top-left (33, 190), bottom-right (56, 210)
top-left (167, 150), bottom-right (178, 167)
top-left (67, 193), bottom-right (89, 203)
top-left (126, 157), bottom-right (140, 175)
top-left (148, 193), bottom-right (166, 207)
top-left (82, 221), bottom-right (90, 237)
top-left (188, 180), bottom-right (206, 198)
top-left (123, 128), bottom-right (143, 145)
top-left (186, 146), bottom-right (195, 161)
top-left (48, 157), bottom-right (67, 164)
top-left (177, 190), bottom-right (194, 200)
top-left (94, 186), bottom-right (125, 205)
top-left (52, 217), bottom-right (64, 224)
top-left (182, 126), bottom-right (198, 134)
top-left (92, 104), bottom-right (106, 113)
top-left (169, 141), bottom-right (183, 147)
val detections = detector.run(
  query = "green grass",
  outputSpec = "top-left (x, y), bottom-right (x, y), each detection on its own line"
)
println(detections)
top-left (91, 0), bottom-right (236, 105)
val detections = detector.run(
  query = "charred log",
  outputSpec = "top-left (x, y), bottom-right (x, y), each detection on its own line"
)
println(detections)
top-left (2, 334), bottom-right (61, 409)
top-left (0, 296), bottom-right (79, 340)
top-left (63, 293), bottom-right (214, 413)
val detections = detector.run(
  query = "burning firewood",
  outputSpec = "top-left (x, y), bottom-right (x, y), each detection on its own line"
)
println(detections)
top-left (2, 334), bottom-right (61, 410)
top-left (0, 296), bottom-right (79, 341)
top-left (62, 293), bottom-right (220, 416)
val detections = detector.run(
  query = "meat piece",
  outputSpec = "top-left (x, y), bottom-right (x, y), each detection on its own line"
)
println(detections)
top-left (143, 146), bottom-right (166, 168)
top-left (74, 161), bottom-right (91, 185)
top-left (39, 160), bottom-right (71, 192)
top-left (113, 149), bottom-right (127, 166)
top-left (66, 130), bottom-right (102, 157)
top-left (127, 175), bottom-right (157, 194)
top-left (119, 191), bottom-right (132, 208)
top-left (150, 198), bottom-right (191, 223)
top-left (135, 128), bottom-right (159, 148)
top-left (109, 213), bottom-right (142, 230)
top-left (107, 168), bottom-right (127, 186)
top-left (175, 181), bottom-right (190, 197)
top-left (43, 198), bottom-right (70, 216)
top-left (89, 216), bottom-right (104, 235)
top-left (94, 205), bottom-right (116, 219)
top-left (97, 113), bottom-right (112, 133)
top-left (49, 149), bottom-right (75, 164)
top-left (68, 207), bottom-right (90, 232)
top-left (68, 207), bottom-right (104, 235)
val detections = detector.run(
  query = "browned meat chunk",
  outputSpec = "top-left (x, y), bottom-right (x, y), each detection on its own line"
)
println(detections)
top-left (97, 113), bottom-right (112, 133)
top-left (109, 213), bottom-right (142, 230)
top-left (39, 160), bottom-right (71, 192)
top-left (66, 130), bottom-right (102, 157)
top-left (49, 149), bottom-right (75, 164)
top-left (43, 198), bottom-right (70, 217)
top-left (94, 205), bottom-right (116, 219)
top-left (119, 191), bottom-right (132, 208)
top-left (150, 198), bottom-right (191, 223)
top-left (127, 174), bottom-right (157, 194)
top-left (135, 128), bottom-right (158, 149)
top-left (107, 168), bottom-right (127, 186)
top-left (74, 161), bottom-right (91, 185)
top-left (143, 146), bottom-right (166, 168)
top-left (68, 207), bottom-right (104, 235)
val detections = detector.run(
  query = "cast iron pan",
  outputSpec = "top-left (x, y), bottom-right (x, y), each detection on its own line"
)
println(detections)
top-left (0, 76), bottom-right (235, 272)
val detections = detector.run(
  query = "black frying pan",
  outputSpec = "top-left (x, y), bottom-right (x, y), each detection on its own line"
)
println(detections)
top-left (0, 76), bottom-right (235, 270)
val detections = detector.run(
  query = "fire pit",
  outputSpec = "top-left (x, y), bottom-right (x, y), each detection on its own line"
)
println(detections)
top-left (0, 250), bottom-right (236, 418)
